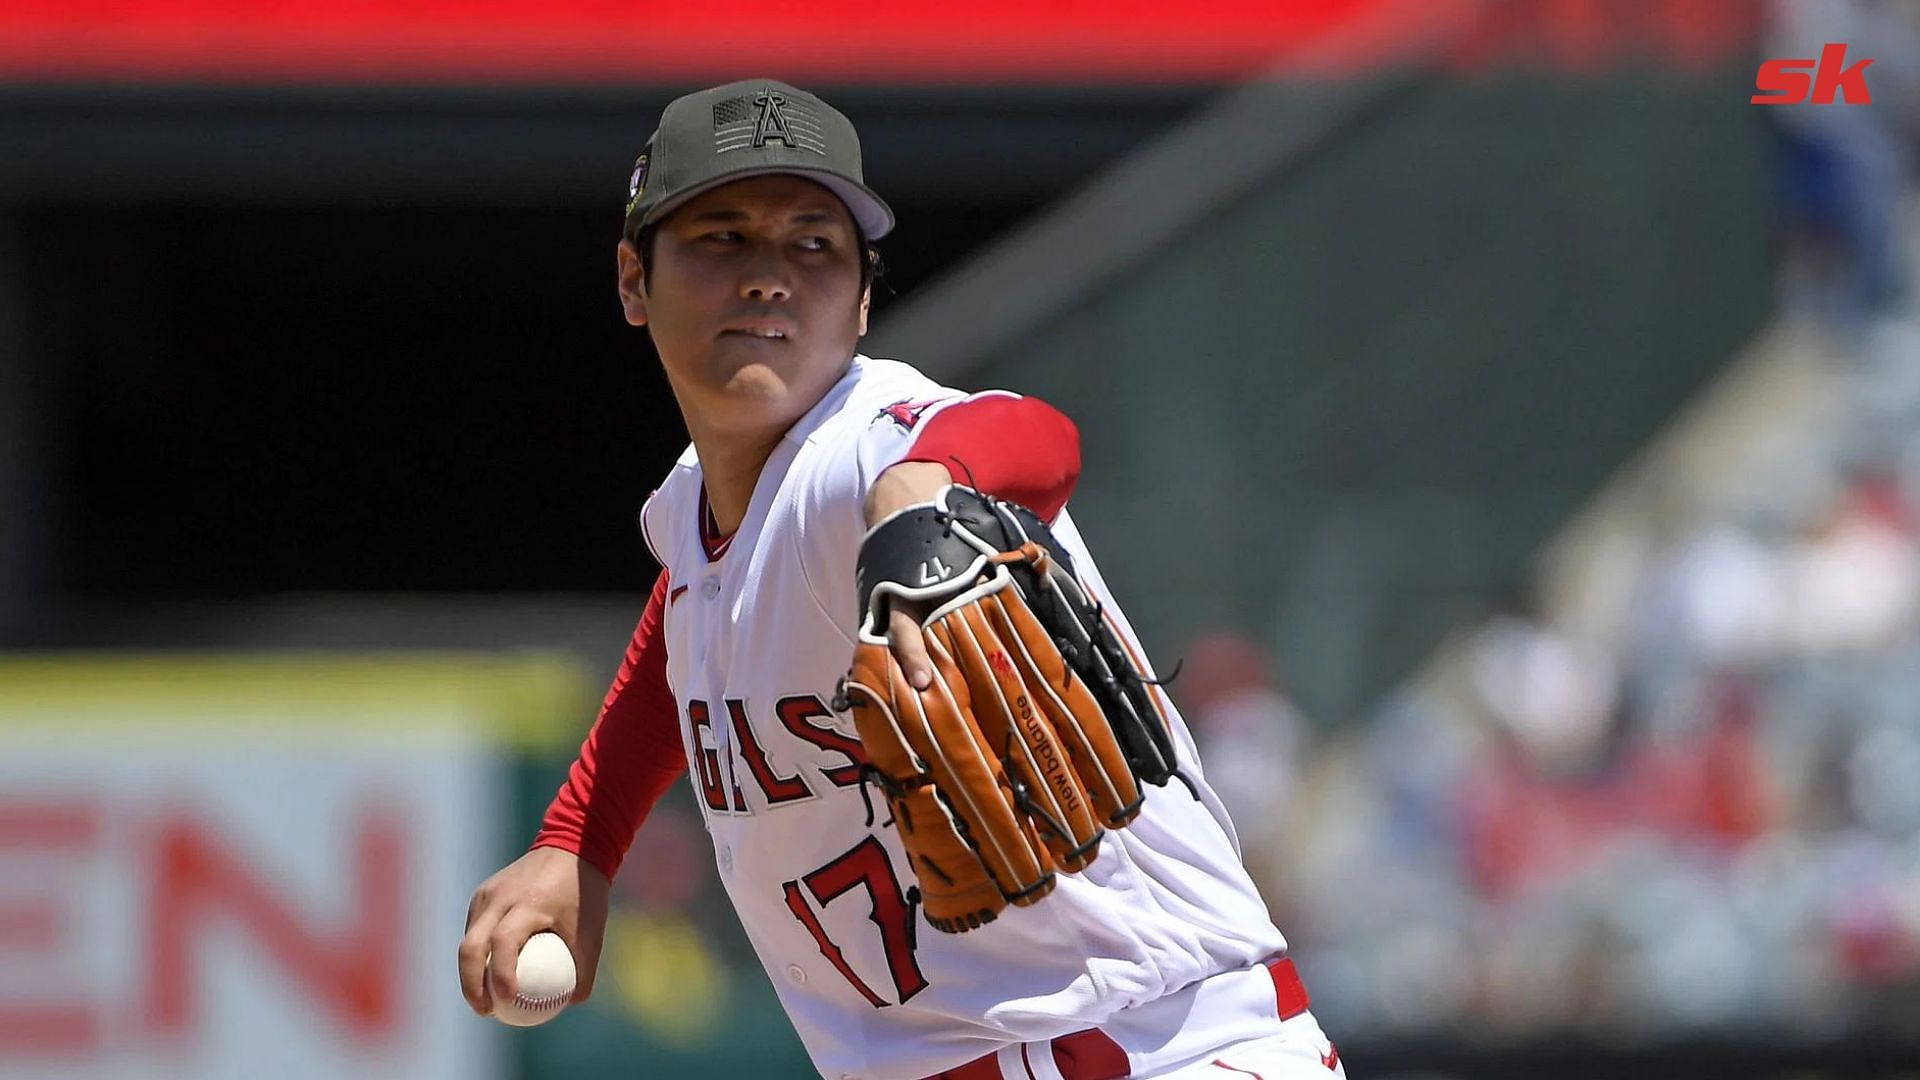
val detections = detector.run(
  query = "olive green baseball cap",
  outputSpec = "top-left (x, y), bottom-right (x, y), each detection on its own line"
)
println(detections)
top-left (622, 79), bottom-right (894, 242)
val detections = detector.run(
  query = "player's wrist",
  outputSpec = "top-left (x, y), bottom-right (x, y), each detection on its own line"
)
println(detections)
top-left (864, 461), bottom-right (953, 527)
top-left (527, 834), bottom-right (618, 883)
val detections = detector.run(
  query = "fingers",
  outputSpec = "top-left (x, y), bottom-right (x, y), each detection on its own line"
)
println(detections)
top-left (888, 608), bottom-right (934, 690)
top-left (459, 891), bottom-right (500, 1016)
top-left (459, 888), bottom-right (557, 1016)
top-left (487, 906), bottom-right (552, 1005)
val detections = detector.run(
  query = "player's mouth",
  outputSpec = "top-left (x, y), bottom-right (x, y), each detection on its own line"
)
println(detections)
top-left (720, 322), bottom-right (793, 341)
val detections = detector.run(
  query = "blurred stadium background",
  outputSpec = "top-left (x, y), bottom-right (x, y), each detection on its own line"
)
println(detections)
top-left (3, 0), bottom-right (1918, 1076)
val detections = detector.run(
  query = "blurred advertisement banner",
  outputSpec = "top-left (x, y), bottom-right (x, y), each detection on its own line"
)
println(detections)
top-left (0, 655), bottom-right (585, 1080)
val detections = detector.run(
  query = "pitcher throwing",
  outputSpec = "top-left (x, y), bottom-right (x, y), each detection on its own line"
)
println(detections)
top-left (458, 79), bottom-right (1344, 1080)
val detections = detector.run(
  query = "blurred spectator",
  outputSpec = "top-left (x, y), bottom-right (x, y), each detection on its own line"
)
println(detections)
top-left (1628, 520), bottom-right (1787, 694)
top-left (1177, 630), bottom-right (1311, 899)
top-left (1784, 463), bottom-right (1920, 653)
top-left (1465, 604), bottom-right (1618, 776)
top-left (1769, 0), bottom-right (1920, 330)
top-left (1456, 602), bottom-right (1626, 900)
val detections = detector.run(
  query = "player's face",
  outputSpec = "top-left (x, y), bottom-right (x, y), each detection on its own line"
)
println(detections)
top-left (618, 175), bottom-right (871, 436)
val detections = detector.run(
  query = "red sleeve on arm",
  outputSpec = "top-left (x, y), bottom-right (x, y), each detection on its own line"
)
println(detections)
top-left (898, 395), bottom-right (1081, 521)
top-left (533, 570), bottom-right (686, 881)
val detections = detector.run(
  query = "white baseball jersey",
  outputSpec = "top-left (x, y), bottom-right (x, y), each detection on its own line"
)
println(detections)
top-left (636, 355), bottom-right (1286, 1080)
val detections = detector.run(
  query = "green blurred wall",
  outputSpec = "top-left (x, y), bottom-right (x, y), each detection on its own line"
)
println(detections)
top-left (968, 66), bottom-right (1773, 725)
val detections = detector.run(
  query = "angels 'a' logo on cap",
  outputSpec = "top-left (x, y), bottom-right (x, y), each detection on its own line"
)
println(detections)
top-left (625, 152), bottom-right (650, 212)
top-left (751, 91), bottom-right (795, 149)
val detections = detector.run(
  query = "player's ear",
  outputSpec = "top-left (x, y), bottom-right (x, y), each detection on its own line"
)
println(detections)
top-left (616, 239), bottom-right (648, 327)
top-left (855, 244), bottom-right (878, 335)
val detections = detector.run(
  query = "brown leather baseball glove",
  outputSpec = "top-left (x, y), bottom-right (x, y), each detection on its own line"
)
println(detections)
top-left (835, 485), bottom-right (1179, 933)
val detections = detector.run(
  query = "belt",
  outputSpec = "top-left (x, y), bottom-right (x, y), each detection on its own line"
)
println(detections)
top-left (923, 956), bottom-right (1311, 1080)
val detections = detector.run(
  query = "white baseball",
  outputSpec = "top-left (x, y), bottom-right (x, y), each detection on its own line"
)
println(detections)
top-left (486, 931), bottom-right (577, 1027)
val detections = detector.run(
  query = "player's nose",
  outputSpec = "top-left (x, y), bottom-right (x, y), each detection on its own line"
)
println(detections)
top-left (738, 250), bottom-right (794, 303)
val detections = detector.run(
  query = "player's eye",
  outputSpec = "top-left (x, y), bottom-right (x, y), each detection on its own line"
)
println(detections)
top-left (797, 236), bottom-right (832, 252)
top-left (702, 231), bottom-right (743, 244)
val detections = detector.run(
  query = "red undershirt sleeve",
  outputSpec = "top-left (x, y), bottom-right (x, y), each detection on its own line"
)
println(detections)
top-left (533, 570), bottom-right (686, 881)
top-left (896, 394), bottom-right (1081, 521)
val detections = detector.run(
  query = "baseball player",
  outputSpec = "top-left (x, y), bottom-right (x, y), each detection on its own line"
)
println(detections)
top-left (459, 79), bottom-right (1344, 1080)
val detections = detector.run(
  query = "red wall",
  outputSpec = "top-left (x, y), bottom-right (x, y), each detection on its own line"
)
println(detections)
top-left (1, 0), bottom-right (1757, 85)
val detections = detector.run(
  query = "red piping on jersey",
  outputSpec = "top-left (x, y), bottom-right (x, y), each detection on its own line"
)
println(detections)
top-left (697, 487), bottom-right (736, 562)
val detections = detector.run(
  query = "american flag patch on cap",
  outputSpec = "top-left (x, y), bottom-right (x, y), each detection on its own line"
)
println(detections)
top-left (713, 91), bottom-right (827, 156)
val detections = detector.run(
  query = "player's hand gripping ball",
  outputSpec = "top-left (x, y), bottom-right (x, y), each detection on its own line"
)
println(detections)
top-left (486, 932), bottom-right (577, 1027)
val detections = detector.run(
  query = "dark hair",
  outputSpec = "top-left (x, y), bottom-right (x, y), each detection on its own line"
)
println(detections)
top-left (632, 219), bottom-right (883, 296)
